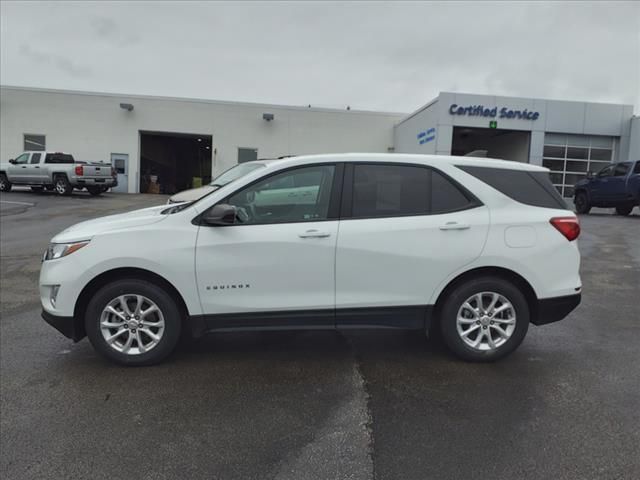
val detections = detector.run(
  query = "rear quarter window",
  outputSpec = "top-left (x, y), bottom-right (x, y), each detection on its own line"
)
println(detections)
top-left (457, 165), bottom-right (568, 209)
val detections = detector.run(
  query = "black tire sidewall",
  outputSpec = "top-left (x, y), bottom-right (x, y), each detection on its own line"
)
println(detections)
top-left (85, 279), bottom-right (182, 366)
top-left (615, 205), bottom-right (632, 216)
top-left (574, 192), bottom-right (590, 214)
top-left (87, 187), bottom-right (102, 196)
top-left (0, 174), bottom-right (10, 192)
top-left (440, 277), bottom-right (530, 362)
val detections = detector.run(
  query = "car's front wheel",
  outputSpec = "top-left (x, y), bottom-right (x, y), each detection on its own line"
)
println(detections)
top-left (85, 279), bottom-right (182, 366)
top-left (440, 277), bottom-right (529, 362)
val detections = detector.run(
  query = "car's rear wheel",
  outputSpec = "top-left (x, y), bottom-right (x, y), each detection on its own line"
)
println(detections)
top-left (574, 192), bottom-right (591, 214)
top-left (85, 279), bottom-right (182, 366)
top-left (0, 174), bottom-right (11, 192)
top-left (54, 175), bottom-right (73, 196)
top-left (440, 277), bottom-right (529, 362)
top-left (615, 204), bottom-right (633, 216)
top-left (87, 186), bottom-right (103, 196)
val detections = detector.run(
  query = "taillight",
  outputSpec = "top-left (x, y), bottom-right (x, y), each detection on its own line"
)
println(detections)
top-left (75, 165), bottom-right (83, 176)
top-left (550, 217), bottom-right (580, 241)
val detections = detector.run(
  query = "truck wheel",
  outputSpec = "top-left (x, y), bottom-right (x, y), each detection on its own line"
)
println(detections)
top-left (574, 192), bottom-right (591, 214)
top-left (30, 186), bottom-right (44, 193)
top-left (0, 174), bottom-right (11, 192)
top-left (87, 186), bottom-right (103, 196)
top-left (439, 276), bottom-right (529, 362)
top-left (54, 175), bottom-right (73, 196)
top-left (615, 205), bottom-right (633, 216)
top-left (85, 279), bottom-right (182, 366)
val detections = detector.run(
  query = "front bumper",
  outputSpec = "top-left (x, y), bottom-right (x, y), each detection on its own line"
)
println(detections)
top-left (41, 309), bottom-right (83, 342)
top-left (533, 293), bottom-right (581, 325)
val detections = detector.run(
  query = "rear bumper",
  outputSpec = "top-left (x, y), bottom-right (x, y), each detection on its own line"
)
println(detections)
top-left (533, 293), bottom-right (581, 325)
top-left (75, 178), bottom-right (117, 187)
top-left (41, 309), bottom-right (83, 342)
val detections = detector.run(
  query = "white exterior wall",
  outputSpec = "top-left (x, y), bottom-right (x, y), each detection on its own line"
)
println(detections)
top-left (0, 87), bottom-right (403, 193)
top-left (628, 116), bottom-right (640, 161)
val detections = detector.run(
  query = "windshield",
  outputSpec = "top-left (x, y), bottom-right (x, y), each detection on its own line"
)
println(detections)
top-left (210, 162), bottom-right (265, 187)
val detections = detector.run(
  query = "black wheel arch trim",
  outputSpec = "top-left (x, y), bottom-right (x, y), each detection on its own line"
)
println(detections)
top-left (72, 267), bottom-right (191, 341)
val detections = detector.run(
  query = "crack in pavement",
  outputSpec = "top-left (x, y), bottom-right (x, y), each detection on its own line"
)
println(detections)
top-left (274, 338), bottom-right (374, 480)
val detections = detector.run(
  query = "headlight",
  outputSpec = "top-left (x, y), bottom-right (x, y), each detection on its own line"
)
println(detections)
top-left (43, 241), bottom-right (90, 261)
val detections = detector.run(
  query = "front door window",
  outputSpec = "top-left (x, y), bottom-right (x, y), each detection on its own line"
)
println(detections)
top-left (224, 165), bottom-right (335, 225)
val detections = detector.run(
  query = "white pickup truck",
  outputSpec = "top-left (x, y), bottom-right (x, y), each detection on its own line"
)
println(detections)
top-left (0, 151), bottom-right (117, 196)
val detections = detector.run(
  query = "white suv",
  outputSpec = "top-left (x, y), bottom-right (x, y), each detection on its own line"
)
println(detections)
top-left (40, 154), bottom-right (582, 365)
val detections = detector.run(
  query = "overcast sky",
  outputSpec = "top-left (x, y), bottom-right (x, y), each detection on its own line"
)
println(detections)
top-left (1, 1), bottom-right (638, 113)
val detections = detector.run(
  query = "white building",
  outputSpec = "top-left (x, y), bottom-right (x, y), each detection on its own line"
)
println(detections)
top-left (1, 86), bottom-right (637, 197)
top-left (0, 86), bottom-right (402, 194)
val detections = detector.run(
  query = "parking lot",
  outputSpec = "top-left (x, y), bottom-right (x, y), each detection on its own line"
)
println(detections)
top-left (1, 189), bottom-right (639, 480)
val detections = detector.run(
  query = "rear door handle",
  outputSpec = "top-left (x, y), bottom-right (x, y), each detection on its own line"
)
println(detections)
top-left (439, 222), bottom-right (470, 231)
top-left (299, 229), bottom-right (331, 238)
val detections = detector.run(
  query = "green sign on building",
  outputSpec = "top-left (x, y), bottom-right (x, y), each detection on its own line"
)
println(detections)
top-left (489, 120), bottom-right (498, 129)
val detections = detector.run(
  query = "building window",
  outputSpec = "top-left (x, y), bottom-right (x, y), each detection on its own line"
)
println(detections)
top-left (24, 134), bottom-right (46, 151)
top-left (238, 148), bottom-right (258, 164)
top-left (542, 134), bottom-right (614, 197)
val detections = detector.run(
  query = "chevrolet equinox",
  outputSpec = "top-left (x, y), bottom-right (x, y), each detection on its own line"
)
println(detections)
top-left (40, 154), bottom-right (582, 365)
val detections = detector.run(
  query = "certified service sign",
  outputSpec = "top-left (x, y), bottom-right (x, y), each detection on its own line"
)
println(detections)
top-left (449, 104), bottom-right (539, 120)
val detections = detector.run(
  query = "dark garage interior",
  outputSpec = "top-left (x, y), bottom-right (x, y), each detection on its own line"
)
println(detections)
top-left (139, 131), bottom-right (212, 194)
top-left (451, 126), bottom-right (531, 162)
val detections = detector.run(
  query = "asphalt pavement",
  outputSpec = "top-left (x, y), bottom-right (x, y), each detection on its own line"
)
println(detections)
top-left (1, 189), bottom-right (639, 480)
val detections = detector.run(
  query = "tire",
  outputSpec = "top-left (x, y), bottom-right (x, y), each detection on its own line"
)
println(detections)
top-left (574, 191), bottom-right (591, 214)
top-left (31, 186), bottom-right (44, 193)
top-left (85, 279), bottom-right (182, 366)
top-left (54, 175), bottom-right (73, 196)
top-left (615, 205), bottom-right (633, 216)
top-left (0, 173), bottom-right (11, 192)
top-left (87, 186), bottom-right (102, 196)
top-left (440, 276), bottom-right (530, 362)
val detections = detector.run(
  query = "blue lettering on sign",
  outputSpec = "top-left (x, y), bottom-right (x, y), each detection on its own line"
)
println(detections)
top-left (417, 127), bottom-right (436, 145)
top-left (449, 104), bottom-right (539, 120)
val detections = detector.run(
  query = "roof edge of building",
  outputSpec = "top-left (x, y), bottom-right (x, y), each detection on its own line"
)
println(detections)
top-left (0, 84), bottom-right (407, 117)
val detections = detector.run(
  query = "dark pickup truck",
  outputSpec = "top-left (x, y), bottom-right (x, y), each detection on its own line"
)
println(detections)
top-left (574, 160), bottom-right (640, 215)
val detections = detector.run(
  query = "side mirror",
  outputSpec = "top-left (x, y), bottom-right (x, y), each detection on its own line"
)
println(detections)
top-left (586, 171), bottom-right (594, 179)
top-left (8, 159), bottom-right (15, 164)
top-left (201, 204), bottom-right (236, 226)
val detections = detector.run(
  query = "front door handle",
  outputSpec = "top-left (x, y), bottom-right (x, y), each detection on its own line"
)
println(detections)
top-left (299, 229), bottom-right (331, 238)
top-left (439, 222), bottom-right (471, 231)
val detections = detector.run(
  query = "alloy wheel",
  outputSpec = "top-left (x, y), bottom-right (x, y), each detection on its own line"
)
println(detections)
top-left (55, 180), bottom-right (66, 195)
top-left (456, 292), bottom-right (516, 351)
top-left (100, 294), bottom-right (165, 355)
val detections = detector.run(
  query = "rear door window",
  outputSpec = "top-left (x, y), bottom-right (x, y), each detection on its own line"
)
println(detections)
top-left (30, 153), bottom-right (42, 164)
top-left (351, 164), bottom-right (430, 218)
top-left (431, 170), bottom-right (473, 213)
top-left (457, 165), bottom-right (567, 209)
top-left (348, 164), bottom-right (477, 219)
